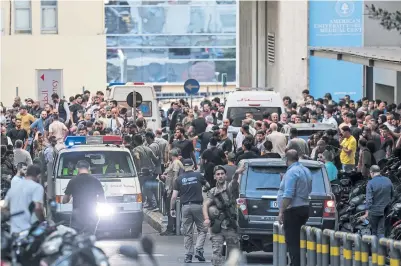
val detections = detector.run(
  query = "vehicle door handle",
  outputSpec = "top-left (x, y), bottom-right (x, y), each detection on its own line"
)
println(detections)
top-left (261, 195), bottom-right (276, 199)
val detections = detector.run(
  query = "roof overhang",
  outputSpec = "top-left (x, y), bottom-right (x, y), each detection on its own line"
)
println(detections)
top-left (309, 47), bottom-right (401, 72)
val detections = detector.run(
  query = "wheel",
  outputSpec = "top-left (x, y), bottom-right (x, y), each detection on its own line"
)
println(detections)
top-left (130, 225), bottom-right (142, 239)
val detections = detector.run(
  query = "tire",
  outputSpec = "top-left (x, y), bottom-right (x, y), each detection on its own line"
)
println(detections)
top-left (130, 224), bottom-right (143, 239)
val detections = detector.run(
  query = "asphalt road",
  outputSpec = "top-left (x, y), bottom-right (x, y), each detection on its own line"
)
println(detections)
top-left (96, 222), bottom-right (273, 266)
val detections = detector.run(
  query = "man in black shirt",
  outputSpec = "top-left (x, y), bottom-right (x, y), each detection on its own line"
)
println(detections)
top-left (63, 160), bottom-right (105, 233)
top-left (172, 128), bottom-right (197, 169)
top-left (236, 139), bottom-right (259, 165)
top-left (191, 114), bottom-right (207, 135)
top-left (7, 118), bottom-right (28, 147)
top-left (171, 159), bottom-right (207, 263)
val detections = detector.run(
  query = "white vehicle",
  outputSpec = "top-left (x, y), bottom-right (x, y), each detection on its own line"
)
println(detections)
top-left (223, 88), bottom-right (285, 136)
top-left (51, 135), bottom-right (143, 237)
top-left (108, 82), bottom-right (161, 131)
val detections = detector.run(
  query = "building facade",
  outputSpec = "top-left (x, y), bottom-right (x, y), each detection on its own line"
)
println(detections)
top-left (1, 0), bottom-right (106, 106)
top-left (105, 0), bottom-right (237, 92)
top-left (238, 0), bottom-right (401, 102)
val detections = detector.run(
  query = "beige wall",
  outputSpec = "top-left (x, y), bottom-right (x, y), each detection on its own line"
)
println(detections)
top-left (1, 0), bottom-right (106, 105)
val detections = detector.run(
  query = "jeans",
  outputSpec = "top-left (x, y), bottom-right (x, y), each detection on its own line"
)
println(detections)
top-left (283, 206), bottom-right (309, 266)
top-left (369, 214), bottom-right (385, 238)
top-left (143, 178), bottom-right (157, 208)
top-left (342, 164), bottom-right (355, 173)
top-left (164, 190), bottom-right (175, 232)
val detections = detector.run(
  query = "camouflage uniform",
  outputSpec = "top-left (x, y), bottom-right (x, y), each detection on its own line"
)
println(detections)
top-left (208, 181), bottom-right (240, 266)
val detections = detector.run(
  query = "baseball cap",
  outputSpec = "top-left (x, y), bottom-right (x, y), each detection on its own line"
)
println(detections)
top-left (183, 159), bottom-right (193, 167)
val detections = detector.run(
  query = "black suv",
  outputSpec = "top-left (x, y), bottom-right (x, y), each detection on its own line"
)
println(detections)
top-left (236, 158), bottom-right (336, 253)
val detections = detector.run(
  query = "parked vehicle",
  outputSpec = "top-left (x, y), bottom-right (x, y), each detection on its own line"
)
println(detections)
top-left (235, 158), bottom-right (336, 253)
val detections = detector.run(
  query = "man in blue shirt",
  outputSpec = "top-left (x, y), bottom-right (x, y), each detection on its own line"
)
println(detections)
top-left (360, 165), bottom-right (393, 238)
top-left (278, 149), bottom-right (312, 266)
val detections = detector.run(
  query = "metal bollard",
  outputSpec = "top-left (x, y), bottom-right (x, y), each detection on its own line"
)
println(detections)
top-left (378, 238), bottom-right (389, 266)
top-left (175, 197), bottom-right (181, 236)
top-left (278, 224), bottom-right (287, 266)
top-left (273, 222), bottom-right (279, 266)
top-left (300, 226), bottom-right (307, 266)
top-left (392, 240), bottom-right (401, 266)
top-left (313, 228), bottom-right (323, 266)
top-left (322, 229), bottom-right (332, 266)
top-left (334, 231), bottom-right (347, 266)
top-left (362, 235), bottom-right (378, 266)
top-left (346, 233), bottom-right (362, 266)
top-left (306, 226), bottom-right (316, 266)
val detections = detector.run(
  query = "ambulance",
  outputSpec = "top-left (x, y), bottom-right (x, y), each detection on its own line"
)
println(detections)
top-left (51, 135), bottom-right (143, 237)
top-left (223, 88), bottom-right (285, 136)
top-left (107, 82), bottom-right (161, 131)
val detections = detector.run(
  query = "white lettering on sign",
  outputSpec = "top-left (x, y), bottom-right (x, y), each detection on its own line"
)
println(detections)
top-left (37, 70), bottom-right (63, 108)
top-left (237, 98), bottom-right (273, 102)
top-left (313, 18), bottom-right (362, 36)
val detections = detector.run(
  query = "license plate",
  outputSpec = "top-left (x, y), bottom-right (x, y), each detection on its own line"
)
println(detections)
top-left (270, 201), bottom-right (278, 208)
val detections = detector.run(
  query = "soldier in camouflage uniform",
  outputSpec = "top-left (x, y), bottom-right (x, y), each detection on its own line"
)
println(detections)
top-left (203, 165), bottom-right (241, 266)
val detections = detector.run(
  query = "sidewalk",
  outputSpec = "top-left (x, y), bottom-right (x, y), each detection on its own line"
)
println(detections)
top-left (143, 208), bottom-right (167, 233)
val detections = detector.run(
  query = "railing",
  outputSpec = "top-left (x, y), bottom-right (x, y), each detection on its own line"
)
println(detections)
top-left (273, 223), bottom-right (401, 266)
top-left (156, 180), bottom-right (183, 236)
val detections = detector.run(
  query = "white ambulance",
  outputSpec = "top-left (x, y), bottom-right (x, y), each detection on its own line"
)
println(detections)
top-left (108, 83), bottom-right (161, 132)
top-left (51, 135), bottom-right (143, 237)
top-left (223, 88), bottom-right (285, 136)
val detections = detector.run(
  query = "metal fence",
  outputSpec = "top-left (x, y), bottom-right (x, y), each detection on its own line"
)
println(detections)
top-left (273, 222), bottom-right (401, 266)
top-left (155, 180), bottom-right (183, 236)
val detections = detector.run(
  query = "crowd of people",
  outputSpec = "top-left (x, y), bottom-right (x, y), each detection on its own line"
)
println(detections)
top-left (2, 89), bottom-right (401, 266)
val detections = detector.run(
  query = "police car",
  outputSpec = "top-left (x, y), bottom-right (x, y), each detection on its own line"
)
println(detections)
top-left (50, 135), bottom-right (143, 237)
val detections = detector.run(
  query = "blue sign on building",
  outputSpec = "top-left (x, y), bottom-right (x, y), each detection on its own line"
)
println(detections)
top-left (309, 0), bottom-right (364, 102)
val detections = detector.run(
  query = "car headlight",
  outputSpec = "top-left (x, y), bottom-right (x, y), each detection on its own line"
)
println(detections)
top-left (96, 203), bottom-right (115, 217)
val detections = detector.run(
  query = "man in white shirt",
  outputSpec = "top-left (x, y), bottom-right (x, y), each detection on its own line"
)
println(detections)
top-left (322, 108), bottom-right (338, 127)
top-left (49, 114), bottom-right (68, 144)
top-left (3, 164), bottom-right (45, 233)
top-left (266, 123), bottom-right (287, 157)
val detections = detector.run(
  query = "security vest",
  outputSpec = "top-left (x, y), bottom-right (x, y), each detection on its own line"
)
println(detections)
top-left (63, 168), bottom-right (78, 176)
top-left (103, 164), bottom-right (119, 174)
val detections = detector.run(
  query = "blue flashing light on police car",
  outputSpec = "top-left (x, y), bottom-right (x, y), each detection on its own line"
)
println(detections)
top-left (65, 136), bottom-right (86, 147)
top-left (64, 136), bottom-right (123, 147)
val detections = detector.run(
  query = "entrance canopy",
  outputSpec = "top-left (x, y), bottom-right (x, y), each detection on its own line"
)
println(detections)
top-left (309, 47), bottom-right (401, 72)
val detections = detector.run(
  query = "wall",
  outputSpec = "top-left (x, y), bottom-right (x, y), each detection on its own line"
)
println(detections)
top-left (1, 0), bottom-right (106, 105)
top-left (238, 1), bottom-right (308, 99)
top-left (364, 1), bottom-right (401, 103)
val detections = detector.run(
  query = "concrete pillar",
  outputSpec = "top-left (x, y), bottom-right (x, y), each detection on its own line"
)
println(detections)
top-left (238, 1), bottom-right (268, 88)
top-left (238, 1), bottom-right (255, 87)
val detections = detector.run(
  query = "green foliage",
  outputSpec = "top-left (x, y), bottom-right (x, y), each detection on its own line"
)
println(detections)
top-left (365, 4), bottom-right (401, 34)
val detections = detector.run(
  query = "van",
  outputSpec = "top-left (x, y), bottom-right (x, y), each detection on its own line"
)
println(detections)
top-left (108, 83), bottom-right (161, 131)
top-left (51, 135), bottom-right (143, 237)
top-left (223, 88), bottom-right (285, 136)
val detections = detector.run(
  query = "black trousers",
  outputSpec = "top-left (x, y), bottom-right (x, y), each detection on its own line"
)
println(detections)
top-left (164, 190), bottom-right (176, 232)
top-left (283, 206), bottom-right (309, 266)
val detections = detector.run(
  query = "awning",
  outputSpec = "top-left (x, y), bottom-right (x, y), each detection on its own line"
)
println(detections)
top-left (309, 47), bottom-right (401, 72)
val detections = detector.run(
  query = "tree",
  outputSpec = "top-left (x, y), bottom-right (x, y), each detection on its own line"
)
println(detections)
top-left (365, 4), bottom-right (401, 34)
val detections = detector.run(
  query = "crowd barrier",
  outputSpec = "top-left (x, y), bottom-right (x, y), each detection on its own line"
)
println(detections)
top-left (156, 180), bottom-right (183, 236)
top-left (273, 222), bottom-right (401, 266)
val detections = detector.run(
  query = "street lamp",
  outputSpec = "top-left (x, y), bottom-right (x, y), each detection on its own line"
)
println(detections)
top-left (215, 72), bottom-right (220, 93)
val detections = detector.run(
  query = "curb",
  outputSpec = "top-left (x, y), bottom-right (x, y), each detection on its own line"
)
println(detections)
top-left (144, 209), bottom-right (167, 233)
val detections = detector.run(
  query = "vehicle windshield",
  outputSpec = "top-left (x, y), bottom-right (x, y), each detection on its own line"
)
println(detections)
top-left (245, 166), bottom-right (326, 198)
top-left (227, 107), bottom-right (281, 127)
top-left (57, 151), bottom-right (136, 178)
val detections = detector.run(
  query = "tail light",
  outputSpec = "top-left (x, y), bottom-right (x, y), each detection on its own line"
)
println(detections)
top-left (55, 195), bottom-right (63, 203)
top-left (323, 200), bottom-right (336, 217)
top-left (236, 198), bottom-right (248, 215)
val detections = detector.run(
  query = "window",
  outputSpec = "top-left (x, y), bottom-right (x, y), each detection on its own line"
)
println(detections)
top-left (14, 0), bottom-right (31, 34)
top-left (41, 0), bottom-right (57, 33)
top-left (57, 151), bottom-right (136, 178)
top-left (227, 107), bottom-right (282, 127)
top-left (244, 166), bottom-right (326, 198)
